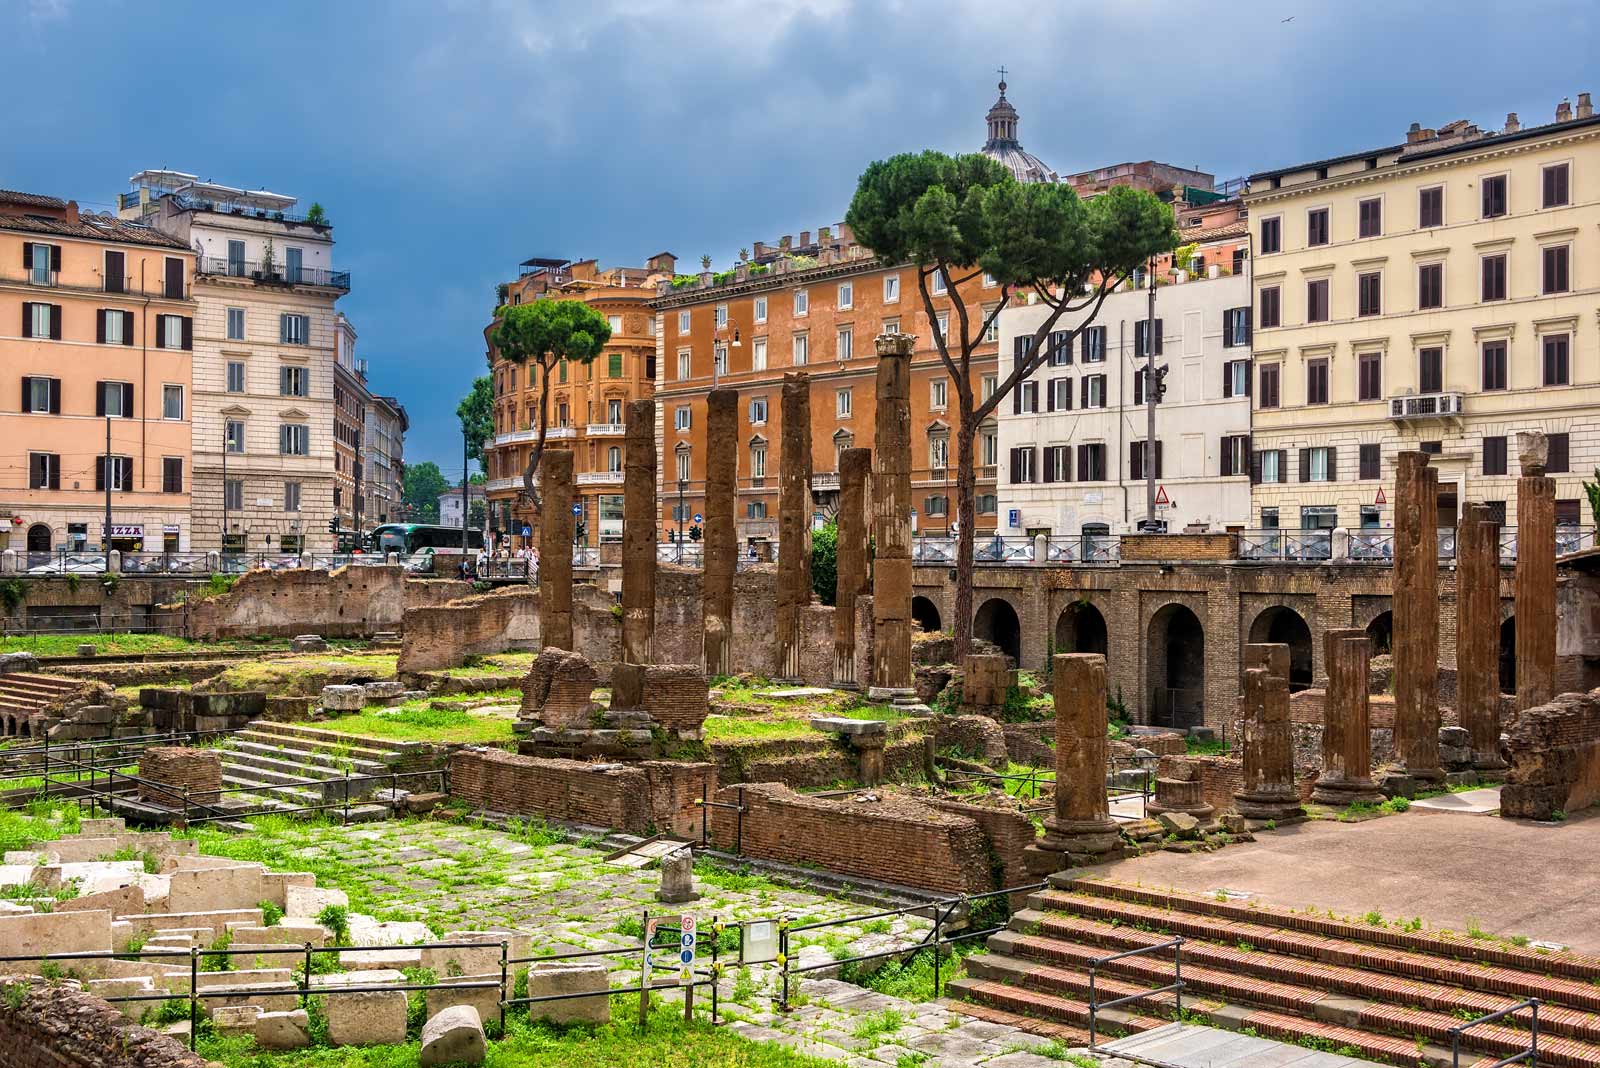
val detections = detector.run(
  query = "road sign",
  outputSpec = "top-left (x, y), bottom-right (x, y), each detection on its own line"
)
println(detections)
top-left (521, 524), bottom-right (532, 539)
top-left (572, 503), bottom-right (582, 516)
top-left (679, 914), bottom-right (697, 986)
top-left (1374, 487), bottom-right (1388, 505)
top-left (1008, 509), bottom-right (1021, 528)
top-left (1153, 485), bottom-right (1171, 507)
top-left (693, 513), bottom-right (702, 524)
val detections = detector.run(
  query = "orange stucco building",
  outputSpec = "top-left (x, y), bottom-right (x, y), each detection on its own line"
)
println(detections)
top-left (483, 255), bottom-right (674, 546)
top-left (0, 190), bottom-right (196, 558)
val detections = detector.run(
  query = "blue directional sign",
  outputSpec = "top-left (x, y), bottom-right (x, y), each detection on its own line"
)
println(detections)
top-left (572, 504), bottom-right (582, 516)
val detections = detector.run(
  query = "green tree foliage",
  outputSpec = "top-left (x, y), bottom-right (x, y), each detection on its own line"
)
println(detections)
top-left (846, 150), bottom-right (1176, 657)
top-left (1585, 468), bottom-right (1600, 525)
top-left (811, 521), bottom-right (838, 606)
top-left (490, 300), bottom-right (612, 505)
top-left (456, 375), bottom-right (495, 473)
top-left (402, 461), bottom-right (448, 523)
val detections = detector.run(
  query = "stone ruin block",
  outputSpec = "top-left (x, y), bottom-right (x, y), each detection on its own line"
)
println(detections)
top-left (961, 654), bottom-right (1012, 712)
top-left (612, 663), bottom-right (710, 736)
top-left (421, 1005), bottom-right (487, 1068)
top-left (519, 647), bottom-right (602, 729)
top-left (139, 747), bottom-right (222, 807)
top-left (320, 684), bottom-right (367, 712)
top-left (1501, 688), bottom-right (1600, 820)
top-left (363, 681), bottom-right (407, 704)
top-left (291, 635), bottom-right (329, 653)
top-left (325, 988), bottom-right (408, 1046)
top-left (523, 962), bottom-right (610, 1025)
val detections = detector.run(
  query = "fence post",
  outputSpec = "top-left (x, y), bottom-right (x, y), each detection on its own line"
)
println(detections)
top-left (499, 939), bottom-right (509, 1036)
top-left (710, 916), bottom-right (720, 1025)
top-left (343, 771), bottom-right (350, 825)
top-left (1088, 966), bottom-right (1098, 1047)
top-left (700, 781), bottom-right (708, 847)
top-left (1532, 999), bottom-right (1540, 1068)
top-left (302, 942), bottom-right (312, 1008)
top-left (189, 946), bottom-right (199, 1052)
top-left (182, 785), bottom-right (190, 827)
top-left (638, 908), bottom-right (650, 1031)
top-left (1174, 937), bottom-right (1184, 1017)
top-left (932, 905), bottom-right (944, 998)
top-left (736, 787), bottom-right (744, 855)
top-left (778, 915), bottom-right (790, 1012)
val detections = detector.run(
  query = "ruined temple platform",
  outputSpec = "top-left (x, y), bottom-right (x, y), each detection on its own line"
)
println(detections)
top-left (1091, 806), bottom-right (1600, 951)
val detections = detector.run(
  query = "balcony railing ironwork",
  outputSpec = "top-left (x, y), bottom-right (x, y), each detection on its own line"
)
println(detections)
top-left (197, 256), bottom-right (350, 290)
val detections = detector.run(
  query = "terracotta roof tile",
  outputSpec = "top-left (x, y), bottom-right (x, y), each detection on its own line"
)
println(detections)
top-left (0, 189), bottom-right (68, 209)
top-left (0, 210), bottom-right (191, 251)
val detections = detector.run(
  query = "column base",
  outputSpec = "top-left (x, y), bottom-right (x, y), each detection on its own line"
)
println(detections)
top-left (1233, 791), bottom-right (1305, 822)
top-left (1035, 816), bottom-right (1124, 862)
top-left (867, 687), bottom-right (915, 702)
top-left (1473, 752), bottom-right (1508, 773)
top-left (1310, 775), bottom-right (1387, 807)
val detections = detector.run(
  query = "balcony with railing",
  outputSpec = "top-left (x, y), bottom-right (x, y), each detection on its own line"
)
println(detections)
top-left (576, 470), bottom-right (624, 486)
top-left (1388, 391), bottom-right (1464, 422)
top-left (492, 426), bottom-right (575, 447)
top-left (197, 256), bottom-right (351, 291)
top-left (812, 472), bottom-right (841, 491)
top-left (585, 423), bottom-right (626, 437)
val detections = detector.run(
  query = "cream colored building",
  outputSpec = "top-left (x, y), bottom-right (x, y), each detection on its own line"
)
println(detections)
top-left (1245, 95), bottom-right (1600, 537)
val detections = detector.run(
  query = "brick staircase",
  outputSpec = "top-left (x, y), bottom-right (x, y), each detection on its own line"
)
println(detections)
top-left (950, 874), bottom-right (1600, 1068)
top-left (215, 721), bottom-right (432, 821)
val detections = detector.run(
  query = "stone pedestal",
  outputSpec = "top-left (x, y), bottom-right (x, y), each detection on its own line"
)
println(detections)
top-left (1027, 654), bottom-right (1122, 868)
top-left (1516, 432), bottom-right (1557, 712)
top-left (621, 399), bottom-right (656, 667)
top-left (703, 388), bottom-right (737, 676)
top-left (961, 654), bottom-right (1012, 712)
top-left (657, 848), bottom-right (699, 904)
top-left (1149, 775), bottom-right (1216, 823)
top-left (1457, 503), bottom-right (1507, 770)
top-left (776, 373), bottom-right (813, 680)
top-left (811, 716), bottom-right (889, 785)
top-left (1393, 451), bottom-right (1442, 782)
top-left (1312, 628), bottom-right (1386, 805)
top-left (871, 334), bottom-right (915, 692)
top-left (833, 447), bottom-right (871, 688)
top-left (1233, 660), bottom-right (1304, 822)
top-left (539, 450), bottom-right (575, 651)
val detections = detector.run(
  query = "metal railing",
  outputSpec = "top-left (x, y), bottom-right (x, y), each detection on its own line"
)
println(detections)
top-left (1449, 998), bottom-right (1539, 1068)
top-left (1087, 937), bottom-right (1185, 1048)
top-left (1237, 530), bottom-right (1332, 562)
top-left (117, 552), bottom-right (213, 575)
top-left (0, 730), bottom-right (236, 797)
top-left (197, 256), bottom-right (351, 290)
top-left (1046, 535), bottom-right (1121, 565)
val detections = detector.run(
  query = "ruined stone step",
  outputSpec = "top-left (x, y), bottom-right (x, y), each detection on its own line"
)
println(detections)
top-left (219, 790), bottom-right (389, 823)
top-left (1032, 888), bottom-right (1600, 1013)
top-left (1060, 876), bottom-right (1600, 983)
top-left (242, 720), bottom-right (422, 754)
top-left (233, 728), bottom-right (406, 765)
top-left (945, 997), bottom-right (1092, 1047)
top-left (219, 759), bottom-right (379, 793)
top-left (1008, 910), bottom-right (1600, 1043)
top-left (947, 972), bottom-right (1168, 1036)
top-left (222, 743), bottom-right (387, 778)
top-left (221, 769), bottom-right (383, 803)
top-left (992, 928), bottom-right (1600, 1066)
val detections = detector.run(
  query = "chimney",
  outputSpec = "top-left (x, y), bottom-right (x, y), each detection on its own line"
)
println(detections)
top-left (1504, 112), bottom-right (1520, 134)
top-left (799, 230), bottom-right (811, 248)
top-left (64, 199), bottom-right (80, 224)
top-left (1406, 122), bottom-right (1426, 144)
top-left (1557, 98), bottom-right (1572, 122)
top-left (1579, 92), bottom-right (1594, 119)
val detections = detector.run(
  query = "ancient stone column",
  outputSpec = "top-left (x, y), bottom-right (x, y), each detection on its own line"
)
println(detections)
top-left (833, 447), bottom-right (872, 687)
top-left (776, 372), bottom-right (813, 680)
top-left (538, 449), bottom-right (575, 650)
top-left (1516, 431), bottom-right (1557, 712)
top-left (621, 398), bottom-right (656, 667)
top-left (703, 388), bottom-right (737, 676)
top-left (1457, 503), bottom-right (1506, 769)
top-left (1312, 628), bottom-right (1386, 805)
top-left (1234, 645), bottom-right (1303, 821)
top-left (1393, 450), bottom-right (1442, 782)
top-left (870, 333), bottom-right (916, 697)
top-left (1032, 654), bottom-right (1122, 864)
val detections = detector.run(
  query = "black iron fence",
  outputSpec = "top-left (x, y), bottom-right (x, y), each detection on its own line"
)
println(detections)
top-left (1449, 998), bottom-right (1540, 1068)
top-left (1087, 937), bottom-right (1186, 1048)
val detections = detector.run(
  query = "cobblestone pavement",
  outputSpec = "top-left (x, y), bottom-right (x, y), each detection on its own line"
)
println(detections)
top-left (230, 817), bottom-right (1058, 1065)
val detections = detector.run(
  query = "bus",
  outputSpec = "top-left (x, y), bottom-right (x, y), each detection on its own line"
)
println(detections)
top-left (369, 524), bottom-right (484, 567)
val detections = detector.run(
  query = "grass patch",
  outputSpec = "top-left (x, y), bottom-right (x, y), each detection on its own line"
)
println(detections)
top-left (839, 944), bottom-right (981, 1002)
top-left (310, 699), bottom-right (517, 745)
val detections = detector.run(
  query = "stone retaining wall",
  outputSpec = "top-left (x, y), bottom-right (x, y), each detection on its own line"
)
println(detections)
top-left (185, 567), bottom-right (469, 640)
top-left (396, 587), bottom-right (539, 674)
top-left (448, 748), bottom-right (714, 836)
top-left (1502, 688), bottom-right (1600, 820)
top-left (925, 796), bottom-right (1035, 888)
top-left (707, 783), bottom-right (993, 893)
top-left (0, 976), bottom-right (211, 1068)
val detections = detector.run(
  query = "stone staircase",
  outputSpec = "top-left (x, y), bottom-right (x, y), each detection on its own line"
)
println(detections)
top-left (950, 874), bottom-right (1600, 1068)
top-left (215, 721), bottom-right (432, 821)
top-left (0, 672), bottom-right (91, 736)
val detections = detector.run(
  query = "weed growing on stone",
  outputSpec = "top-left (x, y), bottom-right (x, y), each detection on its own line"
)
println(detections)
top-left (851, 1008), bottom-right (905, 1044)
top-left (316, 905), bottom-right (350, 944)
top-left (1363, 911), bottom-right (1386, 927)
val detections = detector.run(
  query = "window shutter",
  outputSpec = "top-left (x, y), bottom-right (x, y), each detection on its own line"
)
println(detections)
top-left (122, 310), bottom-right (134, 345)
top-left (181, 316), bottom-right (193, 351)
top-left (1042, 449), bottom-right (1055, 483)
top-left (1155, 319), bottom-right (1165, 355)
top-left (49, 378), bottom-right (60, 413)
top-left (1326, 446), bottom-right (1337, 481)
top-left (21, 243), bottom-right (29, 270)
top-left (1221, 441), bottom-right (1233, 477)
top-left (96, 310), bottom-right (107, 345)
top-left (1134, 370), bottom-right (1144, 406)
top-left (154, 315), bottom-right (166, 349)
top-left (1222, 362), bottom-right (1233, 398)
top-left (49, 456), bottom-right (59, 490)
top-left (1062, 381), bottom-right (1072, 411)
top-left (1046, 380), bottom-right (1056, 412)
top-left (1076, 444), bottom-right (1088, 482)
top-left (95, 382), bottom-right (106, 417)
top-left (1298, 448), bottom-right (1310, 482)
top-left (21, 302), bottom-right (31, 338)
top-left (1245, 362), bottom-right (1253, 397)
top-left (95, 457), bottom-right (105, 493)
top-left (21, 378), bottom-right (32, 414)
top-left (1080, 377), bottom-right (1089, 409)
top-left (1012, 385), bottom-right (1021, 415)
top-left (122, 383), bottom-right (133, 418)
top-left (1060, 447), bottom-right (1071, 482)
top-left (280, 315), bottom-right (289, 343)
top-left (50, 245), bottom-right (61, 272)
top-left (106, 250), bottom-right (124, 290)
top-left (1080, 331), bottom-right (1090, 361)
top-left (49, 305), bottom-right (61, 340)
top-left (1223, 313), bottom-right (1235, 348)
top-left (1129, 441), bottom-right (1141, 481)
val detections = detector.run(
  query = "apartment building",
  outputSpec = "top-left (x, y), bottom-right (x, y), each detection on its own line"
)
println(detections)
top-left (1245, 94), bottom-right (1600, 534)
top-left (484, 256), bottom-right (671, 547)
top-left (439, 483), bottom-right (486, 529)
top-left (363, 395), bottom-right (407, 525)
top-left (0, 190), bottom-right (196, 557)
top-left (332, 312), bottom-right (369, 535)
top-left (996, 245), bottom-right (1253, 537)
top-left (123, 170), bottom-right (349, 554)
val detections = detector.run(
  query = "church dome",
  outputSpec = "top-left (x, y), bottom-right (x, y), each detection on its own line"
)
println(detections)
top-left (980, 77), bottom-right (1058, 184)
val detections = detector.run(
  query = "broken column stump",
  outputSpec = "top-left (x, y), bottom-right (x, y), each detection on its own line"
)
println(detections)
top-left (621, 398), bottom-right (656, 667)
top-left (1026, 653), bottom-right (1122, 871)
top-left (538, 449), bottom-right (575, 651)
top-left (703, 387), bottom-right (738, 677)
top-left (869, 332), bottom-right (915, 700)
top-left (1457, 503), bottom-right (1506, 771)
top-left (1393, 450), bottom-right (1442, 783)
top-left (1516, 431), bottom-right (1557, 712)
top-left (1232, 650), bottom-right (1304, 823)
top-left (833, 447), bottom-right (872, 688)
top-left (776, 373), bottom-right (813, 681)
top-left (1312, 628), bottom-right (1386, 806)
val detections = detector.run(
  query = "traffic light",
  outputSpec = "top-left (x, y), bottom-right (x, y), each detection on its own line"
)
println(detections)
top-left (573, 520), bottom-right (587, 544)
top-left (1153, 364), bottom-right (1170, 402)
top-left (689, 524), bottom-right (702, 542)
top-left (328, 518), bottom-right (340, 534)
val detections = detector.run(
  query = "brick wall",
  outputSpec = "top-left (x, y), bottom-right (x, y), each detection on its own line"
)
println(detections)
top-left (1118, 534), bottom-right (1239, 562)
top-left (519, 649), bottom-right (600, 728)
top-left (1502, 689), bottom-right (1600, 820)
top-left (449, 748), bottom-right (714, 836)
top-left (185, 565), bottom-right (416, 640)
top-left (933, 715), bottom-right (1009, 768)
top-left (638, 666), bottom-right (709, 734)
top-left (926, 796), bottom-right (1036, 888)
top-left (0, 976), bottom-right (211, 1068)
top-left (396, 586), bottom-right (539, 674)
top-left (707, 783), bottom-right (993, 894)
top-left (138, 747), bottom-right (221, 806)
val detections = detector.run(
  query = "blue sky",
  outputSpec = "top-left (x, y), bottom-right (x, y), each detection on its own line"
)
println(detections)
top-left (9, 0), bottom-right (1598, 472)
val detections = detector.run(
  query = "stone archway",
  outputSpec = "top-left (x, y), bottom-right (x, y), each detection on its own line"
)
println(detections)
top-left (1249, 605), bottom-right (1315, 691)
top-left (1365, 610), bottom-right (1393, 656)
top-left (1056, 601), bottom-right (1108, 657)
top-left (1148, 603), bottom-right (1205, 729)
top-left (911, 596), bottom-right (942, 633)
top-left (26, 524), bottom-right (51, 552)
top-left (1499, 616), bottom-right (1516, 696)
top-left (973, 597), bottom-right (1022, 664)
